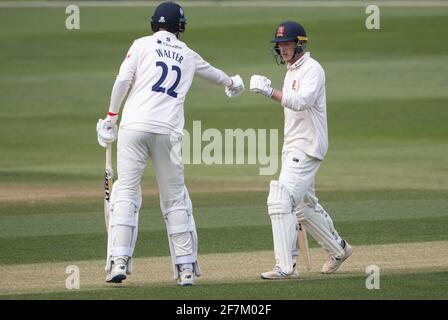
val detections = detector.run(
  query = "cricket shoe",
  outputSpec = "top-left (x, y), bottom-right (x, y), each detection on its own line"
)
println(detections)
top-left (106, 256), bottom-right (128, 283)
top-left (177, 268), bottom-right (195, 286)
top-left (261, 264), bottom-right (299, 280)
top-left (321, 240), bottom-right (353, 274)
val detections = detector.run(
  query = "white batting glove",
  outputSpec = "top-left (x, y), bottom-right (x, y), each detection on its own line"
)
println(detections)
top-left (96, 116), bottom-right (118, 148)
top-left (250, 75), bottom-right (274, 97)
top-left (225, 75), bottom-right (245, 98)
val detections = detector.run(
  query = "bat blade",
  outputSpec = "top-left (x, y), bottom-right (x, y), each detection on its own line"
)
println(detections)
top-left (104, 169), bottom-right (113, 229)
top-left (104, 143), bottom-right (114, 230)
top-left (298, 223), bottom-right (312, 271)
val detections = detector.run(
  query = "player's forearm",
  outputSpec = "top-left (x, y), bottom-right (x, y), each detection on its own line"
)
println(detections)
top-left (270, 89), bottom-right (283, 104)
top-left (269, 89), bottom-right (306, 111)
top-left (107, 78), bottom-right (132, 118)
top-left (215, 68), bottom-right (232, 87)
top-left (195, 63), bottom-right (232, 87)
top-left (280, 90), bottom-right (313, 112)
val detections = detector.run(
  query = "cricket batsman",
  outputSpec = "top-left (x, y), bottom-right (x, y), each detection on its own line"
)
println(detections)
top-left (250, 21), bottom-right (352, 279)
top-left (96, 1), bottom-right (244, 286)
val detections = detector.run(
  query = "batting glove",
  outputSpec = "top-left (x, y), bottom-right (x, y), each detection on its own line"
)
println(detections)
top-left (96, 115), bottom-right (118, 148)
top-left (225, 75), bottom-right (245, 98)
top-left (250, 75), bottom-right (274, 98)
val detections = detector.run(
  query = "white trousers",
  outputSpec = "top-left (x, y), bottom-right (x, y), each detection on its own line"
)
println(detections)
top-left (279, 147), bottom-right (321, 209)
top-left (116, 128), bottom-right (186, 205)
top-left (278, 147), bottom-right (344, 258)
top-left (108, 128), bottom-right (198, 273)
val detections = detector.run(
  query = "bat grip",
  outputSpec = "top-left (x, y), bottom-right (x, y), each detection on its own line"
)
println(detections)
top-left (106, 143), bottom-right (113, 170)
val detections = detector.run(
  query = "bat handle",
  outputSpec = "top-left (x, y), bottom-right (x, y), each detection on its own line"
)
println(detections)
top-left (106, 143), bottom-right (113, 170)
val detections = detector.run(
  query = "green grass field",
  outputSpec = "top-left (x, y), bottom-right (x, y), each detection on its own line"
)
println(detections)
top-left (1, 2), bottom-right (448, 300)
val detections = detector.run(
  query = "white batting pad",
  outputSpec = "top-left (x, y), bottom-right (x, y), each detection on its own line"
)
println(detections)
top-left (297, 205), bottom-right (344, 258)
top-left (267, 180), bottom-right (297, 274)
top-left (105, 182), bottom-right (142, 274)
top-left (163, 187), bottom-right (201, 279)
top-left (166, 210), bottom-right (195, 258)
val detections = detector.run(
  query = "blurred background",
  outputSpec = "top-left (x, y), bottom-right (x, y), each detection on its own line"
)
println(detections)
top-left (0, 0), bottom-right (447, 299)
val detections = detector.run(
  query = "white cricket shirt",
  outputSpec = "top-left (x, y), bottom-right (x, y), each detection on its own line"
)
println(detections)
top-left (281, 52), bottom-right (328, 160)
top-left (112, 31), bottom-right (231, 134)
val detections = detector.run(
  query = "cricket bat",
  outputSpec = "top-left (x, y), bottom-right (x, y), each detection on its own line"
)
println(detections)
top-left (298, 223), bottom-right (312, 271)
top-left (104, 143), bottom-right (114, 230)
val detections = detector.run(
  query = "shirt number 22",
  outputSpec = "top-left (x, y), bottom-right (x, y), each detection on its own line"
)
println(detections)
top-left (152, 61), bottom-right (181, 98)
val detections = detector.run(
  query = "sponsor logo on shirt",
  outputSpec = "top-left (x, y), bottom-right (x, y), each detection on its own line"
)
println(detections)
top-left (156, 38), bottom-right (182, 50)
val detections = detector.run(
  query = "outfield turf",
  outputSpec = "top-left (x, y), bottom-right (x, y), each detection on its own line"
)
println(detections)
top-left (0, 3), bottom-right (447, 299)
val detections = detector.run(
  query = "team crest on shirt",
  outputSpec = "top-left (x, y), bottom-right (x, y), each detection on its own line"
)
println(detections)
top-left (276, 26), bottom-right (285, 37)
